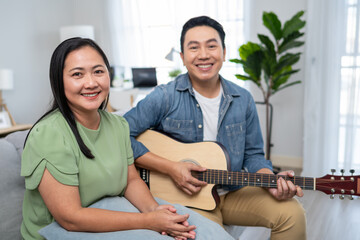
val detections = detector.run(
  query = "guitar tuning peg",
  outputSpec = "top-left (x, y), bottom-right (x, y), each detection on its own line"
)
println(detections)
top-left (330, 194), bottom-right (334, 199)
top-left (340, 169), bottom-right (345, 175)
top-left (350, 169), bottom-right (355, 175)
top-left (339, 195), bottom-right (345, 200)
top-left (349, 195), bottom-right (354, 200)
top-left (331, 169), bottom-right (336, 174)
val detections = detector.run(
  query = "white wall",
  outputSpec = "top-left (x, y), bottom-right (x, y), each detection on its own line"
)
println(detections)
top-left (1, 0), bottom-right (307, 168)
top-left (0, 0), bottom-right (110, 125)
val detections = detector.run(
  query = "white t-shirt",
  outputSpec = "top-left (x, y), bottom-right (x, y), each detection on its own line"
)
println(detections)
top-left (193, 85), bottom-right (223, 141)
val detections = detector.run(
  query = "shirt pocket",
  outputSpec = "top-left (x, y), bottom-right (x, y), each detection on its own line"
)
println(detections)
top-left (225, 121), bottom-right (245, 155)
top-left (163, 117), bottom-right (194, 142)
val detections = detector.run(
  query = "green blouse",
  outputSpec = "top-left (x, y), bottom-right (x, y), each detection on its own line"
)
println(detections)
top-left (20, 109), bottom-right (134, 240)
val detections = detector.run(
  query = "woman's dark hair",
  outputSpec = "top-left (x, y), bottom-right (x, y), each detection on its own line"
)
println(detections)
top-left (24, 37), bottom-right (111, 159)
top-left (180, 16), bottom-right (226, 53)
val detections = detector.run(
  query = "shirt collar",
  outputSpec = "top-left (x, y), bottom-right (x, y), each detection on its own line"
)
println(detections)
top-left (175, 73), bottom-right (241, 97)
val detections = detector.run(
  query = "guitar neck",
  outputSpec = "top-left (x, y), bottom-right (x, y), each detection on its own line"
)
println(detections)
top-left (195, 169), bottom-right (315, 190)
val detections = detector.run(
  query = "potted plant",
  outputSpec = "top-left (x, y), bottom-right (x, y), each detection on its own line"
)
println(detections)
top-left (230, 11), bottom-right (306, 160)
top-left (169, 69), bottom-right (182, 79)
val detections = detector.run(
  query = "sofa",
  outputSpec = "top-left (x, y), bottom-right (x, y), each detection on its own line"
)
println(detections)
top-left (0, 130), bottom-right (249, 240)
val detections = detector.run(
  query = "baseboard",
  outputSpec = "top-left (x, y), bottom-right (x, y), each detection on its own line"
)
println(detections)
top-left (270, 154), bottom-right (303, 169)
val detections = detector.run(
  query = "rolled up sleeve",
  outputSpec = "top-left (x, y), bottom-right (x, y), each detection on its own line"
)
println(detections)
top-left (124, 86), bottom-right (168, 159)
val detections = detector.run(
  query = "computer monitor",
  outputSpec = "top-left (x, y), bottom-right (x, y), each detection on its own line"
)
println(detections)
top-left (131, 67), bottom-right (157, 88)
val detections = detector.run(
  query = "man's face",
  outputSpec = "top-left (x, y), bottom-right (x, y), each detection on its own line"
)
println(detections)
top-left (180, 25), bottom-right (226, 85)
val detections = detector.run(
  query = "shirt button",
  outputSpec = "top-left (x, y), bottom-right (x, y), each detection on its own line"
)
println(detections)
top-left (198, 124), bottom-right (202, 129)
top-left (196, 104), bottom-right (200, 108)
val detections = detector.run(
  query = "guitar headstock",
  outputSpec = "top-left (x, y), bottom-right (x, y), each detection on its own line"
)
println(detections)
top-left (316, 169), bottom-right (359, 199)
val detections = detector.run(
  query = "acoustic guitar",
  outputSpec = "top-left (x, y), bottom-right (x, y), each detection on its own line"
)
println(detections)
top-left (136, 130), bottom-right (360, 210)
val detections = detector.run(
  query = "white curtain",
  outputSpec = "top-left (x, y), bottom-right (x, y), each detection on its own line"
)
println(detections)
top-left (339, 1), bottom-right (360, 171)
top-left (302, 0), bottom-right (347, 176)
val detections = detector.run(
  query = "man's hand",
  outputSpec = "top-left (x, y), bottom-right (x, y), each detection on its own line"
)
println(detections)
top-left (257, 168), bottom-right (304, 200)
top-left (170, 161), bottom-right (207, 195)
top-left (268, 170), bottom-right (304, 200)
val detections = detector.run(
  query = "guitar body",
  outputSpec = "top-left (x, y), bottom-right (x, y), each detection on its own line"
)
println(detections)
top-left (136, 130), bottom-right (229, 210)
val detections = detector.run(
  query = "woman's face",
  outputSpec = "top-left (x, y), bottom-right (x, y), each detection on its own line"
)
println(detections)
top-left (62, 46), bottom-right (110, 115)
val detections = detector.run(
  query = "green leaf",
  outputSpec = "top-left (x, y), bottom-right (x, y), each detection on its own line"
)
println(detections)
top-left (239, 42), bottom-right (261, 60)
top-left (274, 53), bottom-right (301, 73)
top-left (229, 58), bottom-right (242, 64)
top-left (278, 31), bottom-right (304, 54)
top-left (273, 69), bottom-right (300, 82)
top-left (235, 74), bottom-right (261, 88)
top-left (261, 51), bottom-right (277, 79)
top-left (263, 12), bottom-right (282, 40)
top-left (282, 11), bottom-right (306, 38)
top-left (242, 50), bottom-right (264, 80)
top-left (278, 40), bottom-right (304, 54)
top-left (258, 34), bottom-right (276, 58)
top-left (273, 80), bottom-right (301, 94)
top-left (282, 31), bottom-right (304, 44)
top-left (257, 34), bottom-right (277, 78)
top-left (272, 66), bottom-right (291, 90)
top-left (235, 74), bottom-right (254, 81)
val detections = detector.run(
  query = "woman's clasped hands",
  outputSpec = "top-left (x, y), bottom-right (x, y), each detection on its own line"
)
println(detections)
top-left (148, 204), bottom-right (196, 240)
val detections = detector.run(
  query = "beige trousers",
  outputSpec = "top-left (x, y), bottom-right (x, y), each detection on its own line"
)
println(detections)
top-left (191, 187), bottom-right (306, 240)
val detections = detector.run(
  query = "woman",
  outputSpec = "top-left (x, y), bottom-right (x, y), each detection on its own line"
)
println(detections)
top-left (20, 38), bottom-right (233, 240)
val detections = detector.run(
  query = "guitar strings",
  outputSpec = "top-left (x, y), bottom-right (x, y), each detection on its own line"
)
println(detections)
top-left (196, 169), bottom-right (314, 189)
top-left (195, 169), bottom-right (356, 192)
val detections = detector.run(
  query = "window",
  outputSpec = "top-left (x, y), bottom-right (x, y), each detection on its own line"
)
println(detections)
top-left (339, 0), bottom-right (360, 169)
top-left (107, 0), bottom-right (245, 85)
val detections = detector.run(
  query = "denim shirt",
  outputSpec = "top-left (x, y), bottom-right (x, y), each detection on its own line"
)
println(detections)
top-left (124, 73), bottom-right (272, 191)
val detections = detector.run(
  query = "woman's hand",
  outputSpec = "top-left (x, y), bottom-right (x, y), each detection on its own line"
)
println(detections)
top-left (146, 205), bottom-right (196, 239)
top-left (170, 161), bottom-right (207, 195)
top-left (267, 170), bottom-right (304, 200)
top-left (156, 205), bottom-right (195, 240)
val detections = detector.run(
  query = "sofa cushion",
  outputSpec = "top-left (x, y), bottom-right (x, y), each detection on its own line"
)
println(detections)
top-left (5, 130), bottom-right (29, 157)
top-left (0, 138), bottom-right (25, 240)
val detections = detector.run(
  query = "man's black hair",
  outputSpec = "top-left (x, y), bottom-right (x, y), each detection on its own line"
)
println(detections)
top-left (180, 16), bottom-right (226, 53)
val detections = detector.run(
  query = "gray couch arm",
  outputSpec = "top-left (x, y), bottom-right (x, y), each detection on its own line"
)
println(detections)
top-left (0, 130), bottom-right (28, 240)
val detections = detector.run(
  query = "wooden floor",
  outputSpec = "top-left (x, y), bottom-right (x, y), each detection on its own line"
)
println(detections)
top-left (236, 190), bottom-right (360, 240)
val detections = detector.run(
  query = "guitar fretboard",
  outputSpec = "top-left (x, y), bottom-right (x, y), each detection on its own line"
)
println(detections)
top-left (195, 169), bottom-right (315, 190)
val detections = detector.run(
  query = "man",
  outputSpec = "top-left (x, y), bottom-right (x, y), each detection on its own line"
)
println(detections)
top-left (124, 16), bottom-right (306, 240)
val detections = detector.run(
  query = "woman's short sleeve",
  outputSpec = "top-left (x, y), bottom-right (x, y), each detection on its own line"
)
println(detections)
top-left (21, 123), bottom-right (79, 190)
top-left (122, 118), bottom-right (134, 166)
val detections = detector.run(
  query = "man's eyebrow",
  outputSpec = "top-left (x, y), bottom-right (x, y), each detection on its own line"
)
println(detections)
top-left (186, 38), bottom-right (219, 46)
top-left (206, 38), bottom-right (219, 44)
top-left (187, 40), bottom-right (199, 46)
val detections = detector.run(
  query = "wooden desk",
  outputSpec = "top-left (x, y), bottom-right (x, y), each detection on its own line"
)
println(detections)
top-left (0, 124), bottom-right (32, 137)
